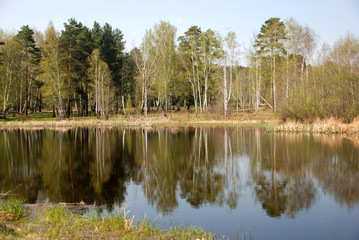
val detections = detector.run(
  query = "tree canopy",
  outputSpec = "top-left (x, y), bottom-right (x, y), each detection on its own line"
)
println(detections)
top-left (0, 17), bottom-right (358, 121)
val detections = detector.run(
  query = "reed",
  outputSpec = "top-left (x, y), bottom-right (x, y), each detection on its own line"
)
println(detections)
top-left (273, 118), bottom-right (359, 134)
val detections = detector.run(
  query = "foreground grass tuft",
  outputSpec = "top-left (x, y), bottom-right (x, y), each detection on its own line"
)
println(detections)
top-left (0, 201), bottom-right (217, 239)
top-left (0, 199), bottom-right (25, 221)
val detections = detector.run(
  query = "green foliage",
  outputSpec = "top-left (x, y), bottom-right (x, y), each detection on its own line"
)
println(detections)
top-left (40, 22), bottom-right (67, 118)
top-left (255, 17), bottom-right (286, 54)
top-left (88, 48), bottom-right (112, 117)
top-left (0, 34), bottom-right (22, 118)
top-left (60, 18), bottom-right (92, 117)
top-left (0, 17), bottom-right (358, 121)
top-left (280, 33), bottom-right (359, 122)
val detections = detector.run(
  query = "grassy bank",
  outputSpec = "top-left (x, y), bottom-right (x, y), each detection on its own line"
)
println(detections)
top-left (0, 110), bottom-right (279, 129)
top-left (0, 200), bottom-right (217, 240)
top-left (2, 111), bottom-right (359, 136)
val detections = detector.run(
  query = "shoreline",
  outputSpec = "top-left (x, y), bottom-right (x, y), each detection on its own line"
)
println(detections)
top-left (273, 118), bottom-right (359, 135)
top-left (0, 202), bottom-right (218, 239)
top-left (1, 112), bottom-right (359, 135)
top-left (0, 113), bottom-right (279, 129)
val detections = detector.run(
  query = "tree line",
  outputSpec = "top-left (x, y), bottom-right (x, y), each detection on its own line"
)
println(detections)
top-left (0, 17), bottom-right (358, 121)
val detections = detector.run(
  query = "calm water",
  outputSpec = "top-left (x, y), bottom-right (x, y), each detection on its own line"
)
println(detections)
top-left (0, 127), bottom-right (359, 239)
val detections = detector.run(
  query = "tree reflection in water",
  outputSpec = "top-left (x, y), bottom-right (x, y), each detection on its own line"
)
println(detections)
top-left (0, 128), bottom-right (358, 218)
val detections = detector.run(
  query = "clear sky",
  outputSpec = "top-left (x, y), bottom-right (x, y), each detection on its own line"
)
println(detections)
top-left (0, 0), bottom-right (358, 52)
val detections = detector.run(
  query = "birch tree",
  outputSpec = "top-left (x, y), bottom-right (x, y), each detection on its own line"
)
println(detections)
top-left (40, 22), bottom-right (66, 118)
top-left (178, 26), bottom-right (203, 115)
top-left (152, 21), bottom-right (176, 112)
top-left (133, 29), bottom-right (160, 116)
top-left (223, 32), bottom-right (238, 116)
top-left (88, 49), bottom-right (111, 118)
top-left (300, 25), bottom-right (316, 92)
top-left (0, 34), bottom-right (21, 118)
top-left (200, 29), bottom-right (221, 111)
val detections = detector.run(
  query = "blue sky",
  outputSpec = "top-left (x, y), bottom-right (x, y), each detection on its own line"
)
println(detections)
top-left (0, 0), bottom-right (358, 51)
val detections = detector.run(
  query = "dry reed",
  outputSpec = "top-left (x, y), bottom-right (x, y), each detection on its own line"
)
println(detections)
top-left (274, 118), bottom-right (359, 134)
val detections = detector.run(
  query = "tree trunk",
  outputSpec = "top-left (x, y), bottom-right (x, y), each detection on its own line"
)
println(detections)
top-left (67, 49), bottom-right (72, 118)
top-left (197, 68), bottom-right (202, 113)
top-left (84, 76), bottom-right (88, 116)
top-left (273, 52), bottom-right (276, 110)
top-left (190, 81), bottom-right (198, 116)
top-left (143, 79), bottom-right (148, 116)
top-left (255, 56), bottom-right (261, 112)
top-left (39, 91), bottom-right (42, 113)
top-left (223, 59), bottom-right (228, 117)
top-left (286, 51), bottom-right (289, 99)
top-left (270, 47), bottom-right (276, 111)
top-left (121, 95), bottom-right (126, 115)
top-left (80, 75), bottom-right (83, 116)
top-left (20, 73), bottom-right (23, 116)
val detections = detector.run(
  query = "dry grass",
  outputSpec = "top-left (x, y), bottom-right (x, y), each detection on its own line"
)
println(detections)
top-left (0, 110), bottom-right (280, 129)
top-left (274, 118), bottom-right (359, 134)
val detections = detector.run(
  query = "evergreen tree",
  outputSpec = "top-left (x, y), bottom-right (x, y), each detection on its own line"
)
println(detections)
top-left (60, 19), bottom-right (90, 117)
top-left (16, 25), bottom-right (41, 116)
top-left (178, 26), bottom-right (203, 114)
top-left (255, 18), bottom-right (286, 111)
top-left (100, 24), bottom-right (125, 113)
top-left (76, 25), bottom-right (92, 115)
top-left (90, 21), bottom-right (103, 50)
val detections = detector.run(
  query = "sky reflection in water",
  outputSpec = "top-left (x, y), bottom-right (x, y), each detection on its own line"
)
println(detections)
top-left (0, 127), bottom-right (358, 239)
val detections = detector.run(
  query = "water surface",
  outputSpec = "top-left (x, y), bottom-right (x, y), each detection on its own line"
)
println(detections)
top-left (0, 127), bottom-right (358, 239)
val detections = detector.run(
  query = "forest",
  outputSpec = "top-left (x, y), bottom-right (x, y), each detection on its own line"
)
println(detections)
top-left (0, 17), bottom-right (358, 121)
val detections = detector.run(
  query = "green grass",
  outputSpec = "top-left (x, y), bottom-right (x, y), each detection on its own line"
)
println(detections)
top-left (0, 201), bottom-right (218, 239)
top-left (0, 199), bottom-right (25, 221)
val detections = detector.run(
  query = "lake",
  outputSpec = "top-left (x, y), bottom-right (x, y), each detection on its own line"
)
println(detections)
top-left (0, 127), bottom-right (358, 239)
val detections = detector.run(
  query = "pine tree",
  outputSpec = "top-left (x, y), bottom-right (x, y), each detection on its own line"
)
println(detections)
top-left (100, 24), bottom-right (125, 113)
top-left (178, 26), bottom-right (203, 115)
top-left (60, 19), bottom-right (90, 117)
top-left (16, 25), bottom-right (41, 116)
top-left (255, 18), bottom-right (286, 111)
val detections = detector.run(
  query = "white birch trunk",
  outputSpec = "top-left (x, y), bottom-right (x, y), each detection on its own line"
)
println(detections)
top-left (273, 53), bottom-right (276, 110)
top-left (223, 56), bottom-right (228, 117)
top-left (144, 78), bottom-right (148, 116)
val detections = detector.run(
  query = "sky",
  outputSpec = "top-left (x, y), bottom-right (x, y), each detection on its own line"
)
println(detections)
top-left (0, 0), bottom-right (358, 53)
